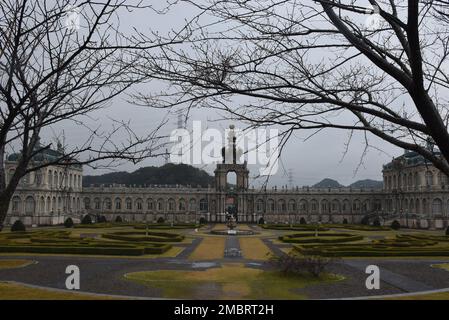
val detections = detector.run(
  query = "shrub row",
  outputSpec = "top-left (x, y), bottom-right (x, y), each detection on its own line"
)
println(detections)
top-left (0, 245), bottom-right (146, 256)
top-left (102, 233), bottom-right (184, 242)
top-left (295, 245), bottom-right (449, 257)
top-left (260, 224), bottom-right (329, 232)
top-left (279, 232), bottom-right (363, 244)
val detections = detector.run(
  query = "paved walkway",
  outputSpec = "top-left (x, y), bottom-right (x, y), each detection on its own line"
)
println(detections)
top-left (175, 238), bottom-right (203, 259)
top-left (224, 236), bottom-right (241, 258)
top-left (344, 260), bottom-right (434, 292)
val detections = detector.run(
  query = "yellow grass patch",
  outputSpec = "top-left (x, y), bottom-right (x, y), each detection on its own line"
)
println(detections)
top-left (385, 291), bottom-right (449, 300)
top-left (0, 259), bottom-right (34, 269)
top-left (239, 238), bottom-right (272, 260)
top-left (125, 263), bottom-right (342, 299)
top-left (0, 282), bottom-right (124, 300)
top-left (189, 237), bottom-right (225, 260)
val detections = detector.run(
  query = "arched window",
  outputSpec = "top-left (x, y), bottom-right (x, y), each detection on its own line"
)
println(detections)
top-left (126, 198), bottom-right (132, 210)
top-left (115, 198), bottom-right (122, 210)
top-left (46, 196), bottom-right (51, 212)
top-left (48, 170), bottom-right (53, 186)
top-left (199, 199), bottom-right (208, 211)
top-left (52, 196), bottom-right (56, 212)
top-left (94, 198), bottom-right (101, 210)
top-left (353, 199), bottom-right (361, 212)
top-left (362, 200), bottom-right (370, 213)
top-left (84, 198), bottom-right (91, 210)
top-left (256, 199), bottom-right (264, 212)
top-left (178, 199), bottom-right (186, 211)
top-left (414, 172), bottom-right (420, 188)
top-left (310, 200), bottom-right (318, 213)
top-left (25, 196), bottom-right (35, 214)
top-left (189, 199), bottom-right (196, 211)
top-left (168, 199), bottom-right (176, 211)
top-left (299, 200), bottom-right (308, 213)
top-left (157, 199), bottom-right (164, 211)
top-left (104, 198), bottom-right (112, 210)
top-left (147, 199), bottom-right (154, 210)
top-left (278, 199), bottom-right (286, 212)
top-left (426, 171), bottom-right (434, 186)
top-left (321, 200), bottom-right (329, 213)
top-left (11, 196), bottom-right (21, 214)
top-left (288, 199), bottom-right (296, 212)
top-left (54, 172), bottom-right (58, 187)
top-left (432, 198), bottom-right (443, 216)
top-left (39, 197), bottom-right (45, 213)
top-left (331, 200), bottom-right (340, 212)
top-left (267, 199), bottom-right (275, 212)
top-left (342, 199), bottom-right (350, 213)
top-left (135, 198), bottom-right (143, 211)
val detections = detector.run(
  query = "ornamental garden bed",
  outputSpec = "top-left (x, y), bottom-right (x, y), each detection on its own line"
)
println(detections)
top-left (295, 233), bottom-right (449, 257)
top-left (279, 232), bottom-right (363, 244)
top-left (102, 231), bottom-right (184, 242)
top-left (0, 230), bottom-right (174, 256)
top-left (261, 224), bottom-right (330, 232)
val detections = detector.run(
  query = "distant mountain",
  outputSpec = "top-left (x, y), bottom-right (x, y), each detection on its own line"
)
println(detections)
top-left (349, 179), bottom-right (383, 189)
top-left (313, 178), bottom-right (343, 188)
top-left (83, 163), bottom-right (214, 187)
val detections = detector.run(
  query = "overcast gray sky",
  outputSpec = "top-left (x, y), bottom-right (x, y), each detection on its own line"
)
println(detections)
top-left (33, 1), bottom-right (403, 187)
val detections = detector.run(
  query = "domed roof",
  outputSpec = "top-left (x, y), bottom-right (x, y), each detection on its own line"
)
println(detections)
top-left (7, 140), bottom-right (81, 168)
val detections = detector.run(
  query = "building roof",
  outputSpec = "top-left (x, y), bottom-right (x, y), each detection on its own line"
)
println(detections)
top-left (7, 141), bottom-right (81, 168)
top-left (383, 150), bottom-right (441, 171)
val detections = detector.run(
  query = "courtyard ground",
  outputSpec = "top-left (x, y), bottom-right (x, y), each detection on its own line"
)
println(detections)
top-left (0, 223), bottom-right (448, 299)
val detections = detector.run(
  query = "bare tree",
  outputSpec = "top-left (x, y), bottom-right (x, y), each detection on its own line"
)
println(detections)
top-left (0, 0), bottom-right (177, 229)
top-left (134, 0), bottom-right (449, 177)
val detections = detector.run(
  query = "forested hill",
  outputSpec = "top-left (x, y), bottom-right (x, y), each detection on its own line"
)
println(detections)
top-left (83, 163), bottom-right (214, 187)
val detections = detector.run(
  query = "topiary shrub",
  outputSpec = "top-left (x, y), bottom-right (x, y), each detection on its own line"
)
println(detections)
top-left (97, 215), bottom-right (107, 223)
top-left (343, 218), bottom-right (348, 224)
top-left (258, 218), bottom-right (265, 225)
top-left (299, 217), bottom-right (307, 225)
top-left (391, 220), bottom-right (401, 230)
top-left (115, 216), bottom-right (123, 223)
top-left (157, 217), bottom-right (165, 224)
top-left (446, 226), bottom-right (449, 236)
top-left (199, 217), bottom-right (207, 224)
top-left (81, 215), bottom-right (92, 225)
top-left (372, 219), bottom-right (381, 227)
top-left (11, 220), bottom-right (26, 232)
top-left (361, 216), bottom-right (370, 225)
top-left (64, 217), bottom-right (74, 228)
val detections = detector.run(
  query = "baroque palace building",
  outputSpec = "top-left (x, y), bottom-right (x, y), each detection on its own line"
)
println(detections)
top-left (5, 135), bottom-right (449, 229)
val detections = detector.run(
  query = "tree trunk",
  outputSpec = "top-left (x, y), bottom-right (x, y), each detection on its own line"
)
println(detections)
top-left (0, 143), bottom-right (5, 231)
top-left (412, 91), bottom-right (449, 166)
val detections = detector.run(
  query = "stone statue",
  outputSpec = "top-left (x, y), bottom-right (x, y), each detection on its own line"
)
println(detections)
top-left (221, 124), bottom-right (243, 164)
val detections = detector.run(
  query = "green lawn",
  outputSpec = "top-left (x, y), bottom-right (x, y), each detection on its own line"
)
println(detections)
top-left (125, 263), bottom-right (343, 299)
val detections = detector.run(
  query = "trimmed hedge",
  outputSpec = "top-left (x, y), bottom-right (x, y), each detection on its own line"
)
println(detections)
top-left (102, 231), bottom-right (184, 243)
top-left (11, 220), bottom-right (26, 232)
top-left (64, 218), bottom-right (74, 228)
top-left (0, 245), bottom-right (145, 256)
top-left (279, 232), bottom-right (363, 244)
top-left (0, 227), bottom-right (176, 256)
top-left (295, 233), bottom-right (449, 257)
top-left (134, 223), bottom-right (199, 230)
top-left (261, 224), bottom-right (329, 232)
